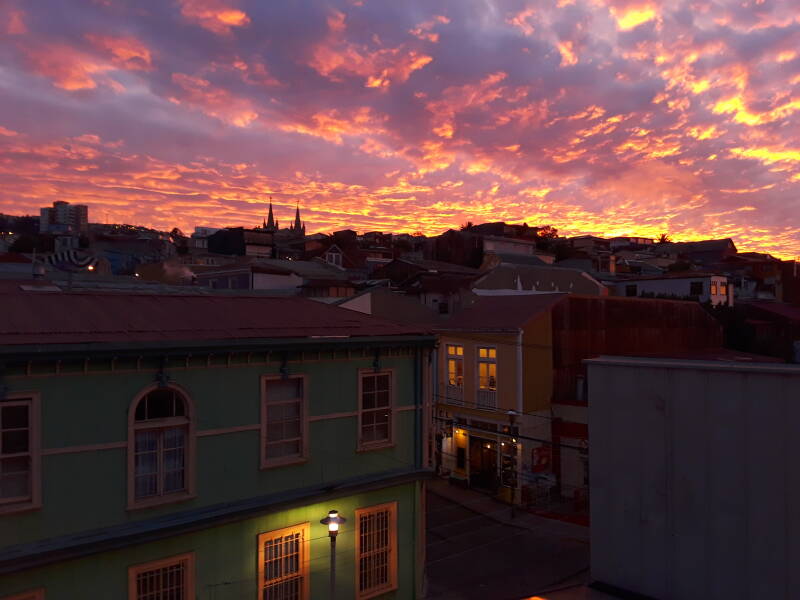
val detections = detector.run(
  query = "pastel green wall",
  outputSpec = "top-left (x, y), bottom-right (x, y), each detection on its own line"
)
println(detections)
top-left (0, 483), bottom-right (421, 599)
top-left (1, 352), bottom-right (421, 548)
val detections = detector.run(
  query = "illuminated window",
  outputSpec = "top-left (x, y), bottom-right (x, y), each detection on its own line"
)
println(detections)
top-left (258, 524), bottom-right (310, 599)
top-left (129, 387), bottom-right (193, 508)
top-left (477, 347), bottom-right (497, 391)
top-left (711, 282), bottom-right (718, 295)
top-left (128, 553), bottom-right (194, 600)
top-left (261, 377), bottom-right (306, 468)
top-left (356, 502), bottom-right (397, 599)
top-left (359, 371), bottom-right (393, 450)
top-left (720, 282), bottom-right (728, 296)
top-left (446, 344), bottom-right (464, 387)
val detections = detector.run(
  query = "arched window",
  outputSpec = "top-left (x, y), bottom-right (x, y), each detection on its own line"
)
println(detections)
top-left (129, 386), bottom-right (193, 508)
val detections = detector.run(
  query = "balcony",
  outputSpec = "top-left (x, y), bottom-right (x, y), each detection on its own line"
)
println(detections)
top-left (477, 389), bottom-right (497, 409)
top-left (443, 384), bottom-right (464, 406)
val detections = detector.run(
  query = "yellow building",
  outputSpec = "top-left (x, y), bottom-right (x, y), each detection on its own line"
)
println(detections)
top-left (433, 294), bottom-right (563, 503)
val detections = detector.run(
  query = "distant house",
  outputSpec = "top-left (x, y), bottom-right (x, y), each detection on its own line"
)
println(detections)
top-left (474, 263), bottom-right (608, 296)
top-left (0, 285), bottom-right (434, 599)
top-left (208, 227), bottom-right (274, 258)
top-left (193, 258), bottom-right (355, 297)
top-left (613, 272), bottom-right (732, 306)
top-left (652, 238), bottom-right (737, 265)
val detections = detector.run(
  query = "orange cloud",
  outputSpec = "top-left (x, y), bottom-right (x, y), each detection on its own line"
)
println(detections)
top-left (610, 3), bottom-right (658, 31)
top-left (22, 44), bottom-right (110, 90)
top-left (170, 73), bottom-right (258, 126)
top-left (85, 34), bottom-right (153, 71)
top-left (177, 0), bottom-right (250, 35)
top-left (309, 10), bottom-right (432, 88)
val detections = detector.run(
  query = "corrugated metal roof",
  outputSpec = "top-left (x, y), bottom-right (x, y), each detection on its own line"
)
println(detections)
top-left (435, 293), bottom-right (566, 331)
top-left (0, 283), bottom-right (429, 346)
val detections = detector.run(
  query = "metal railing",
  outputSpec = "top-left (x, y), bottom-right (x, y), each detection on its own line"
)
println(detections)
top-left (476, 389), bottom-right (497, 409)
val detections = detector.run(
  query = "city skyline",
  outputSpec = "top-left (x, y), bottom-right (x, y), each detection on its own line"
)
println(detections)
top-left (1, 0), bottom-right (799, 257)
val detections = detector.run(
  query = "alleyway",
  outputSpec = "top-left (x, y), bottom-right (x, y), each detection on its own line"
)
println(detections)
top-left (425, 480), bottom-right (591, 600)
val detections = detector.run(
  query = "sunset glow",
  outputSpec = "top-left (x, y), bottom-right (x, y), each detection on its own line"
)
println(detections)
top-left (1, 0), bottom-right (799, 257)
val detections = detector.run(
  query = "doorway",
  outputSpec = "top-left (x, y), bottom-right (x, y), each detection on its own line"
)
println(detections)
top-left (469, 435), bottom-right (498, 492)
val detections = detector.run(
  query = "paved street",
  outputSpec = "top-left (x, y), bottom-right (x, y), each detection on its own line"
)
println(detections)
top-left (425, 481), bottom-right (591, 600)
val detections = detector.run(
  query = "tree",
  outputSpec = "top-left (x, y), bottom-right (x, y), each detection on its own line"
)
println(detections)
top-left (460, 221), bottom-right (474, 231)
top-left (657, 233), bottom-right (671, 244)
top-left (536, 225), bottom-right (559, 239)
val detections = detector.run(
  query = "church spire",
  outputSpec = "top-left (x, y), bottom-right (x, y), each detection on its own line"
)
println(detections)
top-left (293, 201), bottom-right (302, 232)
top-left (265, 197), bottom-right (275, 231)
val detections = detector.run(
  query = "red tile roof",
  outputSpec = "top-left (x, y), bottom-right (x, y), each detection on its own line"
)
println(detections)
top-left (0, 283), bottom-right (430, 347)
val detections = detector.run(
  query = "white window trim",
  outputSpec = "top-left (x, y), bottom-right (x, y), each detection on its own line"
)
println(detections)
top-left (127, 385), bottom-right (195, 511)
top-left (0, 393), bottom-right (41, 515)
top-left (357, 369), bottom-right (395, 452)
top-left (446, 345), bottom-right (464, 388)
top-left (257, 522), bottom-right (311, 599)
top-left (260, 374), bottom-right (309, 469)
top-left (355, 501), bottom-right (398, 600)
top-left (476, 346), bottom-right (498, 391)
top-left (128, 552), bottom-right (195, 600)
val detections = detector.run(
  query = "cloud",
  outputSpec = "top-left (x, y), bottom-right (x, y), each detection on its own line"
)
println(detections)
top-left (0, 0), bottom-right (797, 258)
top-left (177, 0), bottom-right (251, 35)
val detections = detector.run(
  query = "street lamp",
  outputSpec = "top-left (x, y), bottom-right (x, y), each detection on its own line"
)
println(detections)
top-left (320, 509), bottom-right (346, 599)
top-left (507, 410), bottom-right (519, 518)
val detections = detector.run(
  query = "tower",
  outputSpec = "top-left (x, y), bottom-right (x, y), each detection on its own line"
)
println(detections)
top-left (264, 197), bottom-right (276, 232)
top-left (293, 202), bottom-right (305, 236)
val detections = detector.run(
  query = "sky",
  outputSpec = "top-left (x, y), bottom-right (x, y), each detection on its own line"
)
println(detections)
top-left (0, 0), bottom-right (799, 258)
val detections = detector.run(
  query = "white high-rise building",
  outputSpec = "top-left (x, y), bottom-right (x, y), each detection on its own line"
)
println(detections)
top-left (40, 201), bottom-right (89, 234)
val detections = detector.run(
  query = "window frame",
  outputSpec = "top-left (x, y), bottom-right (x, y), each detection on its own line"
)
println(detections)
top-left (257, 522), bottom-right (310, 599)
top-left (0, 393), bottom-right (41, 515)
top-left (260, 374), bottom-right (309, 469)
top-left (476, 347), bottom-right (497, 391)
top-left (127, 552), bottom-right (195, 600)
top-left (355, 501), bottom-right (398, 600)
top-left (127, 385), bottom-right (195, 511)
top-left (357, 369), bottom-right (395, 452)
top-left (446, 344), bottom-right (464, 388)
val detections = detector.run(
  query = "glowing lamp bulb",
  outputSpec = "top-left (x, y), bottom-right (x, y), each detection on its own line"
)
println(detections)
top-left (87, 265), bottom-right (95, 271)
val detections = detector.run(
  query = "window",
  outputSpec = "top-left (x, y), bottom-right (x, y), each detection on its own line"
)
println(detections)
top-left (258, 524), bottom-right (310, 599)
top-left (129, 387), bottom-right (193, 508)
top-left (625, 284), bottom-right (637, 297)
top-left (0, 395), bottom-right (39, 514)
top-left (359, 371), bottom-right (393, 450)
top-left (355, 502), bottom-right (398, 599)
top-left (690, 281), bottom-right (704, 296)
top-left (128, 553), bottom-right (194, 600)
top-left (720, 282), bottom-right (728, 297)
top-left (711, 282), bottom-right (718, 295)
top-left (325, 247), bottom-right (343, 267)
top-left (477, 347), bottom-right (497, 391)
top-left (261, 377), bottom-right (306, 468)
top-left (446, 345), bottom-right (464, 387)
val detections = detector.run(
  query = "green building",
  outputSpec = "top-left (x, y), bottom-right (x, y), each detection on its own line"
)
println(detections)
top-left (0, 286), bottom-right (434, 599)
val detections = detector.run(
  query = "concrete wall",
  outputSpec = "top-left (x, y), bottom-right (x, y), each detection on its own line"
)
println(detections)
top-left (588, 357), bottom-right (800, 599)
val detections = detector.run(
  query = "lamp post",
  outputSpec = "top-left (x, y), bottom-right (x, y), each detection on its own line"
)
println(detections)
top-left (507, 410), bottom-right (518, 518)
top-left (320, 509), bottom-right (346, 599)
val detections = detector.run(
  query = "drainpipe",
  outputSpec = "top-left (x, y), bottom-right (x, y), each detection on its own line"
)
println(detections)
top-left (414, 347), bottom-right (421, 470)
top-left (516, 328), bottom-right (523, 414)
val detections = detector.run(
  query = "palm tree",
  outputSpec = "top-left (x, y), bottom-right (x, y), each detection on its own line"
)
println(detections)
top-left (657, 233), bottom-right (671, 244)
